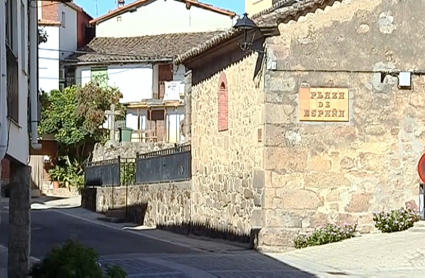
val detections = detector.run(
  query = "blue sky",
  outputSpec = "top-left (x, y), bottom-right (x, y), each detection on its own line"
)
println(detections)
top-left (74, 0), bottom-right (245, 19)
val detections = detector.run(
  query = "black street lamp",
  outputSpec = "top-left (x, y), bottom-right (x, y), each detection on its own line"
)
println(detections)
top-left (233, 13), bottom-right (258, 52)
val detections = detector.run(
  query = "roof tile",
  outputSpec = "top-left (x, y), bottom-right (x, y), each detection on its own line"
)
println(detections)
top-left (66, 31), bottom-right (224, 65)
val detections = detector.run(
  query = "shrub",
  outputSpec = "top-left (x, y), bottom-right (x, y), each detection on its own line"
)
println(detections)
top-left (29, 239), bottom-right (127, 278)
top-left (373, 206), bottom-right (420, 233)
top-left (294, 223), bottom-right (357, 249)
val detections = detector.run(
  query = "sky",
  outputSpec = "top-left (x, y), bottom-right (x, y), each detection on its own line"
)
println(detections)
top-left (73, 0), bottom-right (245, 19)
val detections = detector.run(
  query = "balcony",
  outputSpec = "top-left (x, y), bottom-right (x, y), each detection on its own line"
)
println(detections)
top-left (6, 45), bottom-right (19, 123)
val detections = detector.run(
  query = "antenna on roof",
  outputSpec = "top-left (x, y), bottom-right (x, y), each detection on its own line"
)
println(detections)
top-left (95, 0), bottom-right (98, 17)
top-left (117, 0), bottom-right (125, 8)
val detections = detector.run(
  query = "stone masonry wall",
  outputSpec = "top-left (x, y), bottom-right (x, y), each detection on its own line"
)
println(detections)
top-left (260, 0), bottom-right (425, 250)
top-left (190, 50), bottom-right (265, 237)
top-left (92, 141), bottom-right (175, 161)
top-left (88, 181), bottom-right (191, 227)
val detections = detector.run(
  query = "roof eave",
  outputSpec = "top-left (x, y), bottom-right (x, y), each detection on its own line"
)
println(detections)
top-left (63, 57), bottom-right (174, 67)
top-left (89, 0), bottom-right (237, 25)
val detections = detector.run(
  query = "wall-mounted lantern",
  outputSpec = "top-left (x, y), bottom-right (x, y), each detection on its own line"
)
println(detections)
top-left (233, 13), bottom-right (259, 52)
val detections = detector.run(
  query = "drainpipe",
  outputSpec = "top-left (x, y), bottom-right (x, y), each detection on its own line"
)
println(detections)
top-left (30, 0), bottom-right (41, 150)
top-left (0, 0), bottom-right (8, 160)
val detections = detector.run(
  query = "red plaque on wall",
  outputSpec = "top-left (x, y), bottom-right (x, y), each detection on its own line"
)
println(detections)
top-left (417, 153), bottom-right (425, 183)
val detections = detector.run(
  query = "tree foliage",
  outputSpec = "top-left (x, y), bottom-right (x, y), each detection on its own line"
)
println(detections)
top-left (76, 79), bottom-right (123, 134)
top-left (39, 81), bottom-right (123, 161)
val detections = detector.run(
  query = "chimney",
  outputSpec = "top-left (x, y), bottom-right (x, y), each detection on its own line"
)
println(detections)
top-left (117, 0), bottom-right (125, 8)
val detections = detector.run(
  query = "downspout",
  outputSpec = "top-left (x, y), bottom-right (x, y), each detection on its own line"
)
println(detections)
top-left (0, 0), bottom-right (8, 160)
top-left (30, 0), bottom-right (41, 150)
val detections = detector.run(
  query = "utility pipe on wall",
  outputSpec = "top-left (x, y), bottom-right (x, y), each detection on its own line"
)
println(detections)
top-left (0, 0), bottom-right (9, 161)
top-left (30, 0), bottom-right (41, 150)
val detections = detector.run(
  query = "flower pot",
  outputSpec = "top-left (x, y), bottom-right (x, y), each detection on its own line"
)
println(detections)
top-left (52, 181), bottom-right (60, 189)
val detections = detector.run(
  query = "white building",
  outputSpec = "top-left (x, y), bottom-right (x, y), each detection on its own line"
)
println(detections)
top-left (0, 0), bottom-right (40, 275)
top-left (0, 0), bottom-right (39, 166)
top-left (37, 0), bottom-right (94, 93)
top-left (66, 31), bottom-right (220, 143)
top-left (65, 0), bottom-right (238, 144)
top-left (90, 0), bottom-right (237, 37)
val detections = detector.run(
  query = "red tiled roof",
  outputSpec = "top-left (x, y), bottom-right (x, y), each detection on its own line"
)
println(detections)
top-left (38, 19), bottom-right (62, 26)
top-left (89, 0), bottom-right (236, 25)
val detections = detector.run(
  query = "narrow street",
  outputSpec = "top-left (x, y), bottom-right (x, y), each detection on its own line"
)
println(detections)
top-left (2, 197), bottom-right (425, 277)
top-left (0, 198), bottom-right (314, 278)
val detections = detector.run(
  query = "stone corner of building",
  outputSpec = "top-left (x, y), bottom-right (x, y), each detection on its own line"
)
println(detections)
top-left (251, 227), bottom-right (302, 251)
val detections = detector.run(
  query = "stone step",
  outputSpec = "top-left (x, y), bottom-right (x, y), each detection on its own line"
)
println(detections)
top-left (105, 209), bottom-right (126, 219)
top-left (409, 221), bottom-right (425, 232)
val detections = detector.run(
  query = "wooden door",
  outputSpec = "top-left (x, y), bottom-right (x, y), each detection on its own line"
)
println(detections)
top-left (148, 109), bottom-right (166, 142)
top-left (158, 64), bottom-right (173, 99)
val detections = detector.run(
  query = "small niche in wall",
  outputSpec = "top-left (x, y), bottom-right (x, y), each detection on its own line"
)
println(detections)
top-left (218, 72), bottom-right (229, 132)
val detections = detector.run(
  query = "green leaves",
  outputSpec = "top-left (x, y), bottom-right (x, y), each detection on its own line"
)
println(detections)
top-left (373, 206), bottom-right (420, 233)
top-left (294, 223), bottom-right (358, 249)
top-left (28, 240), bottom-right (127, 278)
top-left (39, 82), bottom-right (123, 188)
top-left (39, 82), bottom-right (122, 150)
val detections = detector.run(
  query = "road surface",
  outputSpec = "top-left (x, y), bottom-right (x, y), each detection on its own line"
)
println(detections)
top-left (0, 199), bottom-right (315, 277)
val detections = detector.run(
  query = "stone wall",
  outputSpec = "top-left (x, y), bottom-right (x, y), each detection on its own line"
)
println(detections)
top-left (190, 47), bottom-right (265, 237)
top-left (260, 0), bottom-right (425, 249)
top-left (83, 181), bottom-right (191, 227)
top-left (92, 141), bottom-right (175, 161)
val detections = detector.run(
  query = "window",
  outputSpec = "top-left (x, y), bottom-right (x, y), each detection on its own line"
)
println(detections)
top-left (5, 0), bottom-right (18, 55)
top-left (5, 0), bottom-right (19, 123)
top-left (148, 110), bottom-right (165, 121)
top-left (61, 11), bottom-right (65, 28)
top-left (59, 68), bottom-right (65, 81)
top-left (91, 67), bottom-right (108, 87)
top-left (21, 0), bottom-right (27, 73)
top-left (217, 72), bottom-right (228, 132)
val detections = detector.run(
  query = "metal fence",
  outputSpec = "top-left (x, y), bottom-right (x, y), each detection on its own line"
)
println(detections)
top-left (84, 157), bottom-right (136, 187)
top-left (135, 145), bottom-right (191, 184)
top-left (84, 145), bottom-right (191, 187)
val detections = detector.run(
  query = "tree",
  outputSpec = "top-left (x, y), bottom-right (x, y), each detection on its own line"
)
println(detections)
top-left (39, 81), bottom-right (123, 167)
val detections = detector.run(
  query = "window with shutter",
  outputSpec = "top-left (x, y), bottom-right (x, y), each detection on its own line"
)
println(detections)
top-left (218, 72), bottom-right (228, 132)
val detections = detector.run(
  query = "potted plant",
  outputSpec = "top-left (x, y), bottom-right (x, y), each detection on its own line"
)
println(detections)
top-left (48, 166), bottom-right (65, 189)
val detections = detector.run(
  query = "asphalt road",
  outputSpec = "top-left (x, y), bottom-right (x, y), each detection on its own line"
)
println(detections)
top-left (0, 208), bottom-right (199, 259)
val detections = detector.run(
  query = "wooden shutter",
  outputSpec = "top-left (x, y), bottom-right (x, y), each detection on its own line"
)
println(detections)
top-left (158, 64), bottom-right (173, 99)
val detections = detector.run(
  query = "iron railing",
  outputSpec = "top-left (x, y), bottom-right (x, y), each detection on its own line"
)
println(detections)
top-left (135, 144), bottom-right (191, 184)
top-left (84, 158), bottom-right (120, 187)
top-left (84, 145), bottom-right (192, 186)
top-left (6, 45), bottom-right (19, 123)
top-left (84, 157), bottom-right (137, 187)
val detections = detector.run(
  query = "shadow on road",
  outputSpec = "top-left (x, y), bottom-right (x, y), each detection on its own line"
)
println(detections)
top-left (1, 195), bottom-right (319, 277)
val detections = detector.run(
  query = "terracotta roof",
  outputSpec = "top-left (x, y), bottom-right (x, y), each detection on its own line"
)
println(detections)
top-left (38, 19), bottom-right (62, 26)
top-left (65, 31), bottom-right (224, 65)
top-left (175, 0), bottom-right (340, 65)
top-left (90, 0), bottom-right (236, 24)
